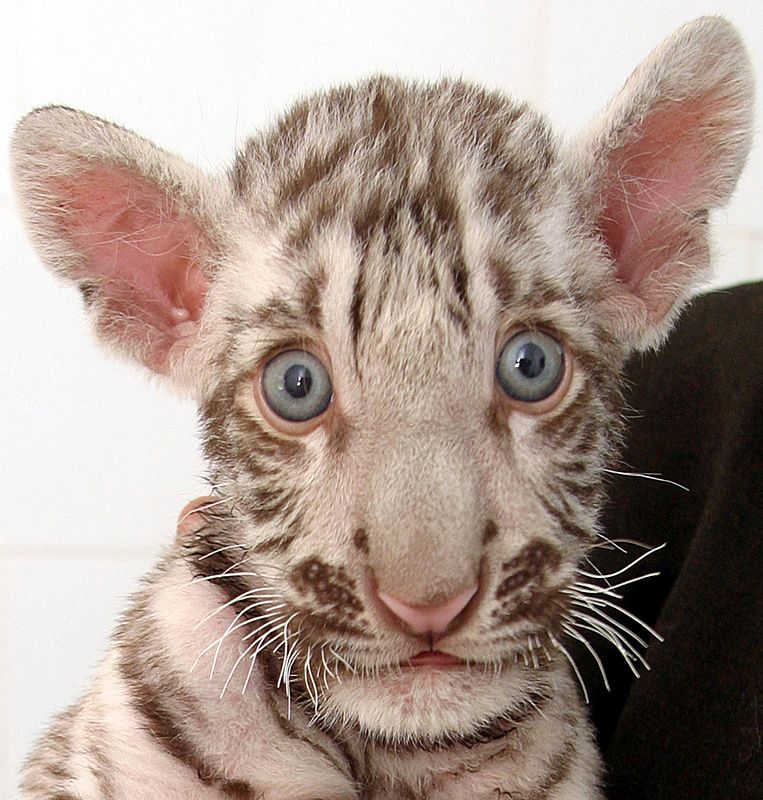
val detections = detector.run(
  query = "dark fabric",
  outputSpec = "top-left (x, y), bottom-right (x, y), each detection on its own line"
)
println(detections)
top-left (583, 281), bottom-right (763, 798)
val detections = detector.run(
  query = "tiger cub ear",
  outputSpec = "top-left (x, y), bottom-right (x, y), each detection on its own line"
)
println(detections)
top-left (572, 16), bottom-right (753, 350)
top-left (10, 106), bottom-right (230, 387)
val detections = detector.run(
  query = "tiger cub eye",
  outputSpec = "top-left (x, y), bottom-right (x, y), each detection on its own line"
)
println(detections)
top-left (496, 331), bottom-right (565, 403)
top-left (261, 350), bottom-right (333, 422)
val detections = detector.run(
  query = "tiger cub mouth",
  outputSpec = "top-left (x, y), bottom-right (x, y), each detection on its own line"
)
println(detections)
top-left (405, 650), bottom-right (464, 668)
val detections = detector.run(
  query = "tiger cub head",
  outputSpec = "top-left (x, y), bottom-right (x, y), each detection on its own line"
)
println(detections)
top-left (11, 17), bottom-right (752, 741)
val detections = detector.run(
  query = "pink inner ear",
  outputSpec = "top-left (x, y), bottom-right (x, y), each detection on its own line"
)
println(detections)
top-left (597, 93), bottom-right (720, 305)
top-left (55, 166), bottom-right (209, 371)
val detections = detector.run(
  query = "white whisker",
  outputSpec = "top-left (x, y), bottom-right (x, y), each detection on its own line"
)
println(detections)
top-left (321, 645), bottom-right (336, 687)
top-left (209, 605), bottom-right (284, 678)
top-left (548, 631), bottom-right (589, 704)
top-left (239, 611), bottom-right (290, 643)
top-left (197, 543), bottom-right (246, 560)
top-left (230, 618), bottom-right (288, 698)
top-left (192, 598), bottom-right (285, 675)
top-left (283, 643), bottom-right (301, 718)
top-left (570, 593), bottom-right (664, 642)
top-left (566, 616), bottom-right (646, 677)
top-left (329, 646), bottom-right (355, 674)
top-left (603, 571), bottom-right (663, 593)
top-left (304, 645), bottom-right (321, 712)
top-left (561, 623), bottom-right (611, 691)
top-left (191, 570), bottom-right (272, 585)
top-left (241, 624), bottom-right (286, 696)
top-left (603, 468), bottom-right (689, 492)
top-left (576, 542), bottom-right (666, 580)
top-left (276, 614), bottom-right (300, 687)
top-left (194, 590), bottom-right (282, 628)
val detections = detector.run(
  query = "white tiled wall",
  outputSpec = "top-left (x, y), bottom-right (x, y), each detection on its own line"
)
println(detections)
top-left (1, 2), bottom-right (761, 795)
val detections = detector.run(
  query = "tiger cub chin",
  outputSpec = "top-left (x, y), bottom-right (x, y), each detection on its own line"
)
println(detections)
top-left (11, 16), bottom-right (751, 800)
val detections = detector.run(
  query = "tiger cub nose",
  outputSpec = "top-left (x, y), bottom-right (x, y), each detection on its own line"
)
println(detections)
top-left (376, 584), bottom-right (479, 635)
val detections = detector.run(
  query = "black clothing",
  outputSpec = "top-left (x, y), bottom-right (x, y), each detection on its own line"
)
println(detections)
top-left (588, 282), bottom-right (763, 798)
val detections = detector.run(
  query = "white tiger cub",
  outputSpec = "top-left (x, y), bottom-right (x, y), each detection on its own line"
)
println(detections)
top-left (11, 16), bottom-right (752, 800)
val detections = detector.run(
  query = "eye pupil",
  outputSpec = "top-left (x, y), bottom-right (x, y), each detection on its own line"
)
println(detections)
top-left (284, 364), bottom-right (313, 398)
top-left (514, 343), bottom-right (546, 379)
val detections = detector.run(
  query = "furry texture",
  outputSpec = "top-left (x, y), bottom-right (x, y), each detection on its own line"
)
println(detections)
top-left (10, 17), bottom-right (752, 800)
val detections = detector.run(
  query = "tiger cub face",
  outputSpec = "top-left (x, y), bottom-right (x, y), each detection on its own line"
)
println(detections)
top-left (193, 79), bottom-right (624, 739)
top-left (11, 17), bottom-right (752, 743)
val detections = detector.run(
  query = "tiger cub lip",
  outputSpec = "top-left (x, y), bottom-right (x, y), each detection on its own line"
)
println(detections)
top-left (406, 650), bottom-right (464, 668)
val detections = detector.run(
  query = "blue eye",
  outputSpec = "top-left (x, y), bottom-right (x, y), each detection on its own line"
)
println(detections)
top-left (496, 330), bottom-right (565, 403)
top-left (261, 350), bottom-right (332, 422)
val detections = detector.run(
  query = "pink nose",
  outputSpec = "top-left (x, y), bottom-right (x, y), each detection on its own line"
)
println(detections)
top-left (376, 584), bottom-right (479, 635)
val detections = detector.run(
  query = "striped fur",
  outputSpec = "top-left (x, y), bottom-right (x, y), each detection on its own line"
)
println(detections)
top-left (11, 18), bottom-right (752, 800)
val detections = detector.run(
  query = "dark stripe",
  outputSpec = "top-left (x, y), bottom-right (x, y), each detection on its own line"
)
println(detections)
top-left (249, 297), bottom-right (302, 329)
top-left (446, 299), bottom-right (470, 334)
top-left (288, 558), bottom-right (369, 637)
top-left (24, 703), bottom-right (80, 792)
top-left (291, 558), bottom-right (364, 614)
top-left (121, 659), bottom-right (212, 782)
top-left (482, 519), bottom-right (499, 545)
top-left (364, 685), bottom-right (552, 755)
top-left (449, 252), bottom-right (470, 316)
top-left (488, 256), bottom-right (517, 309)
top-left (201, 381), bottom-right (306, 477)
top-left (183, 532), bottom-right (253, 613)
top-left (219, 781), bottom-right (262, 799)
top-left (500, 539), bottom-right (562, 581)
top-left (572, 421), bottom-right (600, 457)
top-left (78, 280), bottom-right (98, 306)
top-left (558, 475), bottom-right (601, 505)
top-left (45, 763), bottom-right (74, 783)
top-left (327, 412), bottom-right (352, 455)
top-left (283, 189), bottom-right (343, 253)
top-left (558, 457), bottom-right (593, 475)
top-left (513, 733), bottom-right (577, 800)
top-left (252, 530), bottom-right (297, 554)
top-left (118, 608), bottom-right (211, 781)
top-left (368, 264), bottom-right (391, 334)
top-left (88, 722), bottom-right (117, 800)
top-left (296, 269), bottom-right (325, 332)
top-left (260, 669), bottom-right (356, 784)
top-left (451, 687), bottom-right (552, 748)
top-left (536, 381), bottom-right (595, 445)
top-left (493, 584), bottom-right (566, 629)
top-left (349, 260), bottom-right (365, 356)
top-left (247, 483), bottom-right (298, 525)
top-left (182, 518), bottom-right (295, 639)
top-left (353, 527), bottom-right (370, 554)
top-left (242, 417), bottom-right (305, 462)
top-left (351, 191), bottom-right (386, 247)
top-left (118, 590), bottom-right (264, 798)
top-left (520, 275), bottom-right (566, 309)
top-left (538, 494), bottom-right (594, 543)
top-left (573, 342), bottom-right (623, 406)
top-left (370, 83), bottom-right (397, 161)
top-left (299, 608), bottom-right (369, 638)
top-left (276, 137), bottom-right (354, 209)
